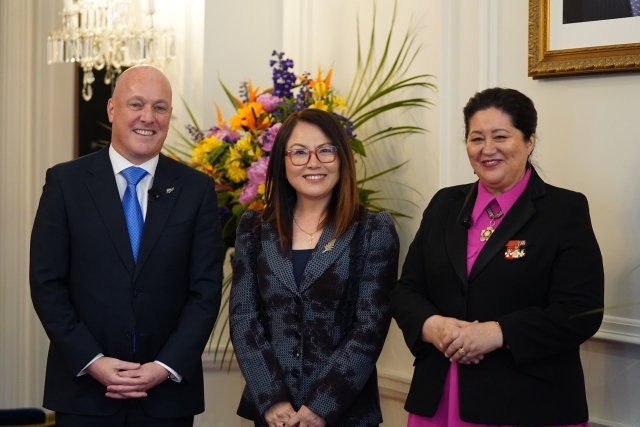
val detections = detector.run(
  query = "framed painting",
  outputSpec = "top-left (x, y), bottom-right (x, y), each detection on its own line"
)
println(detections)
top-left (528, 0), bottom-right (640, 78)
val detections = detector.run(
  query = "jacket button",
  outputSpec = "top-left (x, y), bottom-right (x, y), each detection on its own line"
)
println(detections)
top-left (294, 297), bottom-right (301, 305)
top-left (293, 349), bottom-right (300, 358)
top-left (133, 290), bottom-right (140, 298)
top-left (294, 331), bottom-right (301, 340)
top-left (291, 369), bottom-right (300, 378)
top-left (126, 330), bottom-right (134, 338)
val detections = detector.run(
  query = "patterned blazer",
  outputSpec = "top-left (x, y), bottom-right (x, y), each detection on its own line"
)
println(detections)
top-left (229, 209), bottom-right (399, 427)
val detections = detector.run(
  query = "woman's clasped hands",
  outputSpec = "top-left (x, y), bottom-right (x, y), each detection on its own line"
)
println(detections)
top-left (422, 315), bottom-right (503, 365)
top-left (265, 402), bottom-right (326, 427)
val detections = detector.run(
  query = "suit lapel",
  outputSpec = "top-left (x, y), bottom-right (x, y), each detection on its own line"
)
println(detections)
top-left (446, 184), bottom-right (475, 295)
top-left (261, 223), bottom-right (298, 295)
top-left (299, 220), bottom-right (358, 293)
top-left (134, 154), bottom-right (180, 281)
top-left (260, 218), bottom-right (359, 295)
top-left (86, 147), bottom-right (135, 275)
top-left (469, 168), bottom-right (546, 281)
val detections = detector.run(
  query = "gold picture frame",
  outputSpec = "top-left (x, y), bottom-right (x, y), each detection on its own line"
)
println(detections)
top-left (528, 0), bottom-right (640, 78)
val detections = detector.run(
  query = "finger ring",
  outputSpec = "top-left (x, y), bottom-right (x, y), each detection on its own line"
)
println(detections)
top-left (459, 347), bottom-right (466, 355)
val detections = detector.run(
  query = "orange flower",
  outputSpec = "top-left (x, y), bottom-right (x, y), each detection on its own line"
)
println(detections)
top-left (248, 200), bottom-right (265, 211)
top-left (230, 102), bottom-right (270, 131)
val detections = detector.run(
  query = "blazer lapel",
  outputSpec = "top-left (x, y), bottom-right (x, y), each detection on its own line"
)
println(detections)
top-left (469, 168), bottom-right (546, 281)
top-left (299, 220), bottom-right (358, 293)
top-left (261, 223), bottom-right (298, 295)
top-left (446, 183), bottom-right (475, 295)
top-left (85, 147), bottom-right (135, 275)
top-left (134, 154), bottom-right (180, 281)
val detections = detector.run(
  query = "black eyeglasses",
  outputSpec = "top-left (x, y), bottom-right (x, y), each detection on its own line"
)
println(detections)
top-left (285, 146), bottom-right (338, 166)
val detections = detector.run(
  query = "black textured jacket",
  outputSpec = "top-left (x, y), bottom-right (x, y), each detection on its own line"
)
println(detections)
top-left (230, 209), bottom-right (399, 426)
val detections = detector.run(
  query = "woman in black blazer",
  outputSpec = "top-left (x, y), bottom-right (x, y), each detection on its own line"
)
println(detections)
top-left (391, 88), bottom-right (604, 427)
top-left (230, 109), bottom-right (399, 427)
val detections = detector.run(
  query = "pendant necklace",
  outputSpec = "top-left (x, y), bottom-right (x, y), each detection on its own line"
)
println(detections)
top-left (480, 205), bottom-right (503, 242)
top-left (293, 216), bottom-right (321, 244)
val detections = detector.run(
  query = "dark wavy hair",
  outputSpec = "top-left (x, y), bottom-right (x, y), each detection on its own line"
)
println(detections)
top-left (261, 109), bottom-right (361, 249)
top-left (463, 87), bottom-right (537, 141)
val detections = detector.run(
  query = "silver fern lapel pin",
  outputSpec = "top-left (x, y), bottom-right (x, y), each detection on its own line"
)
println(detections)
top-left (166, 187), bottom-right (174, 194)
top-left (322, 239), bottom-right (336, 253)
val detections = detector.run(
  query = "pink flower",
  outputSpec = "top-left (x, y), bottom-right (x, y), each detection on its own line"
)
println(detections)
top-left (206, 124), bottom-right (240, 143)
top-left (247, 156), bottom-right (269, 184)
top-left (239, 157), bottom-right (269, 204)
top-left (258, 123), bottom-right (281, 152)
top-left (257, 93), bottom-right (283, 112)
top-left (238, 182), bottom-right (259, 204)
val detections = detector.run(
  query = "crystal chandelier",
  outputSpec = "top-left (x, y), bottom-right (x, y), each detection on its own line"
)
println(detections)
top-left (47, 0), bottom-right (175, 101)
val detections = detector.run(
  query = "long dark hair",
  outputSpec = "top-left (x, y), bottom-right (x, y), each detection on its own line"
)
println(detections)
top-left (262, 109), bottom-right (361, 249)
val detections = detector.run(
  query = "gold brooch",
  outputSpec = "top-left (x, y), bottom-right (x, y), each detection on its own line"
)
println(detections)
top-left (322, 239), bottom-right (336, 253)
top-left (505, 240), bottom-right (527, 260)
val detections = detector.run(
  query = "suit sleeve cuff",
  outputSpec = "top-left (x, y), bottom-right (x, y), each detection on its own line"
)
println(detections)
top-left (154, 360), bottom-right (182, 383)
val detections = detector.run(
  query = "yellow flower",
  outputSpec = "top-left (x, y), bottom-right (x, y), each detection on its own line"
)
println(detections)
top-left (235, 136), bottom-right (263, 161)
top-left (202, 135), bottom-right (222, 151)
top-left (191, 135), bottom-right (222, 163)
top-left (224, 158), bottom-right (247, 183)
top-left (312, 81), bottom-right (328, 99)
top-left (257, 183), bottom-right (265, 196)
top-left (227, 147), bottom-right (243, 161)
top-left (310, 99), bottom-right (328, 111)
top-left (331, 95), bottom-right (346, 111)
top-left (236, 136), bottom-right (254, 153)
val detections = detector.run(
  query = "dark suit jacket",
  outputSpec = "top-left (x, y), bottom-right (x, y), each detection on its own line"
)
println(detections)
top-left (229, 209), bottom-right (399, 427)
top-left (30, 146), bottom-right (223, 417)
top-left (390, 168), bottom-right (604, 425)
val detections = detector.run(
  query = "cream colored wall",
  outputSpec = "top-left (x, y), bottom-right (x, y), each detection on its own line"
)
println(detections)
top-left (0, 0), bottom-right (74, 407)
top-left (3, 0), bottom-right (640, 426)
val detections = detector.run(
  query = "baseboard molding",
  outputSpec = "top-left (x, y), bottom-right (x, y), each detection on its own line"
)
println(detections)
top-left (589, 417), bottom-right (631, 427)
top-left (377, 369), bottom-right (411, 402)
top-left (593, 315), bottom-right (640, 345)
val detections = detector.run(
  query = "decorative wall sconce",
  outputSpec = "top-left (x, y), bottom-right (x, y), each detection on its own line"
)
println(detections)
top-left (47, 0), bottom-right (175, 101)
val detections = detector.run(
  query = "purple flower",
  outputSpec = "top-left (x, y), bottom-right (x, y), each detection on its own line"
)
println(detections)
top-left (206, 124), bottom-right (240, 143)
top-left (332, 113), bottom-right (357, 140)
top-left (218, 205), bottom-right (230, 219)
top-left (271, 51), bottom-right (296, 99)
top-left (257, 93), bottom-right (283, 112)
top-left (258, 123), bottom-right (281, 152)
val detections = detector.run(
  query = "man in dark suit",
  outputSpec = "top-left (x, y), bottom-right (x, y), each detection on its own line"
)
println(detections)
top-left (30, 65), bottom-right (223, 427)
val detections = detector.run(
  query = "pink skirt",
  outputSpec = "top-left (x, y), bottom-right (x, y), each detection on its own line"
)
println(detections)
top-left (407, 362), bottom-right (588, 427)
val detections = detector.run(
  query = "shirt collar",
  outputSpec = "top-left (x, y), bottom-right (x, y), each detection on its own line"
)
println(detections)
top-left (471, 167), bottom-right (532, 225)
top-left (109, 144), bottom-right (159, 178)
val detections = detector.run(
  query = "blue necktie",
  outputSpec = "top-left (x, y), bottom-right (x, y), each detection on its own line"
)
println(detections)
top-left (120, 166), bottom-right (147, 262)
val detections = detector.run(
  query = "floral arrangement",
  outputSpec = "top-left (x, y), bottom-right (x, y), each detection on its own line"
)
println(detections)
top-left (178, 52), bottom-right (359, 251)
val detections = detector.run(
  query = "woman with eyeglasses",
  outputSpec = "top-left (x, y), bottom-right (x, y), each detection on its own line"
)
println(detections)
top-left (229, 108), bottom-right (400, 427)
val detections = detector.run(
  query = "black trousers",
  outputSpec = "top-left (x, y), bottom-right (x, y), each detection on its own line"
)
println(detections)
top-left (55, 400), bottom-right (193, 427)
